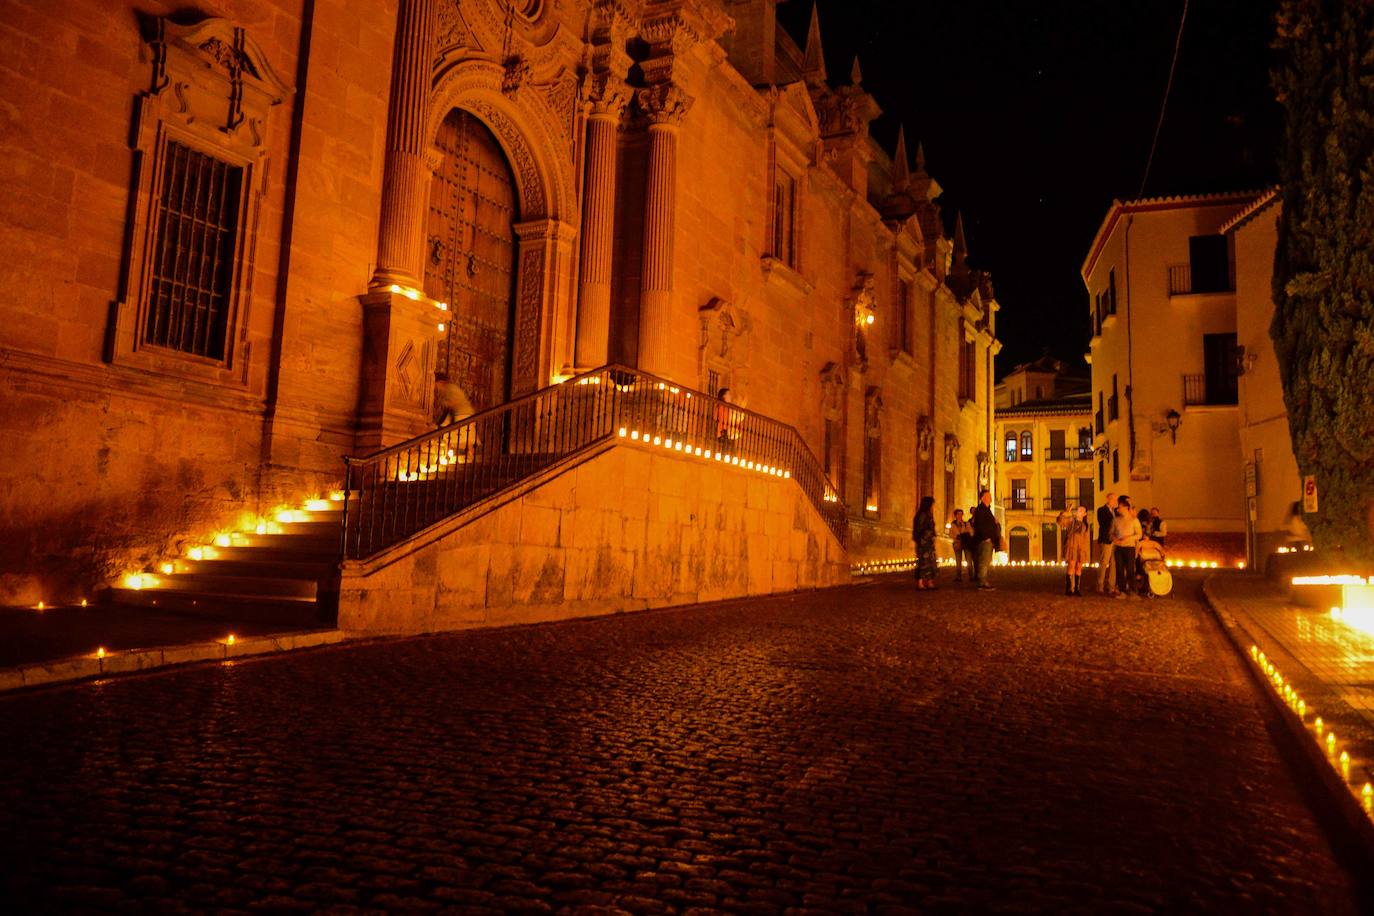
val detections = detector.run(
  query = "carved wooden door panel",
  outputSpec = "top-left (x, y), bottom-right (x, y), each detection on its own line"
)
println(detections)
top-left (425, 109), bottom-right (518, 411)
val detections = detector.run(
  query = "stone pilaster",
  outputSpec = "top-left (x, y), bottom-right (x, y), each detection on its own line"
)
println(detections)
top-left (356, 289), bottom-right (442, 451)
top-left (370, 0), bottom-right (437, 290)
top-left (574, 79), bottom-right (628, 370)
top-left (635, 83), bottom-right (692, 376)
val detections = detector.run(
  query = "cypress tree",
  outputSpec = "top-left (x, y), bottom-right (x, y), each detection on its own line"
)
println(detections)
top-left (1271, 0), bottom-right (1374, 563)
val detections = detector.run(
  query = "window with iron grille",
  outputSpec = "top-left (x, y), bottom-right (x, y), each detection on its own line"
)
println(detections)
top-left (144, 140), bottom-right (243, 360)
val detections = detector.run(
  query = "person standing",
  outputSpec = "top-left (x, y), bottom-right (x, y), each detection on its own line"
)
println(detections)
top-left (948, 508), bottom-right (972, 582)
top-left (1063, 505), bottom-right (1093, 596)
top-left (1149, 507), bottom-right (1167, 550)
top-left (912, 496), bottom-right (938, 590)
top-left (1096, 492), bottom-right (1118, 594)
top-left (1111, 497), bottom-right (1142, 597)
top-left (971, 489), bottom-right (1000, 591)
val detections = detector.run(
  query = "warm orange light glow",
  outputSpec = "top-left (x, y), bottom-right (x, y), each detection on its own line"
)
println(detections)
top-left (1293, 575), bottom-right (1369, 586)
top-left (96, 647), bottom-right (106, 659)
top-left (226, 634), bottom-right (236, 646)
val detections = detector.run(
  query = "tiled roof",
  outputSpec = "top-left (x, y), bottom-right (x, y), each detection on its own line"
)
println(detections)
top-left (1220, 187), bottom-right (1280, 234)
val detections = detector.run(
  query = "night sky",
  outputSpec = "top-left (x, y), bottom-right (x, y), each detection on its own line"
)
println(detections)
top-left (775, 0), bottom-right (1281, 374)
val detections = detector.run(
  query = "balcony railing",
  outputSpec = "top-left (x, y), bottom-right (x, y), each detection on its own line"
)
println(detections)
top-left (1183, 373), bottom-right (1238, 407)
top-left (1004, 497), bottom-right (1034, 512)
top-left (1044, 446), bottom-right (1094, 462)
top-left (342, 364), bottom-right (847, 559)
top-left (1169, 263), bottom-right (1235, 296)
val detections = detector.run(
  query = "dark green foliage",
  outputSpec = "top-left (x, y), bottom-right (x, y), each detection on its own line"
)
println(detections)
top-left (1271, 0), bottom-right (1374, 563)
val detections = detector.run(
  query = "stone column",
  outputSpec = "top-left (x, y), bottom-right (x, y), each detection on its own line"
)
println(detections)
top-left (635, 84), bottom-right (692, 376)
top-left (370, 0), bottom-right (437, 290)
top-left (356, 0), bottom-right (441, 451)
top-left (573, 81), bottom-right (628, 369)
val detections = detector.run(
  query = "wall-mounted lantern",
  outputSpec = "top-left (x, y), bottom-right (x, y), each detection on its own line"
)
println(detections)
top-left (1166, 408), bottom-right (1182, 444)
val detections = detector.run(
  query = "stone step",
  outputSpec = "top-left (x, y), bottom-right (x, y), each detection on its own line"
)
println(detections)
top-left (177, 557), bottom-right (338, 580)
top-left (107, 589), bottom-right (334, 628)
top-left (275, 519), bottom-right (345, 537)
top-left (136, 571), bottom-right (320, 599)
top-left (226, 532), bottom-right (339, 551)
top-left (203, 544), bottom-right (340, 564)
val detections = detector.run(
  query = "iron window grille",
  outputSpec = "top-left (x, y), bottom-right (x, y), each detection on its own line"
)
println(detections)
top-left (144, 140), bottom-right (243, 360)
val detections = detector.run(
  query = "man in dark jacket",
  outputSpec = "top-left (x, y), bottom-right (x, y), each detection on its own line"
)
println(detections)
top-left (1095, 492), bottom-right (1118, 594)
top-left (970, 488), bottom-right (1000, 590)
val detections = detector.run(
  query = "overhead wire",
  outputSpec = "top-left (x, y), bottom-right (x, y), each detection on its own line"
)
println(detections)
top-left (1138, 0), bottom-right (1190, 198)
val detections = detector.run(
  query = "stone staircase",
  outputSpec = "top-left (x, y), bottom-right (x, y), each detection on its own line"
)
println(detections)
top-left (106, 497), bottom-right (346, 628)
top-left (102, 452), bottom-right (561, 627)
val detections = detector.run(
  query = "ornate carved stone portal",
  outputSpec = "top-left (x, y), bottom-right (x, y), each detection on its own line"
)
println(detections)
top-left (698, 298), bottom-right (750, 398)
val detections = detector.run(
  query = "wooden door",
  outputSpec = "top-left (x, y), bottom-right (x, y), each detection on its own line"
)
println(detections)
top-left (425, 110), bottom-right (518, 411)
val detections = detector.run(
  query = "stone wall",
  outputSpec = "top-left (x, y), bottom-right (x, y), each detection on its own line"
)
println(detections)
top-left (337, 442), bottom-right (850, 633)
top-left (0, 0), bottom-right (309, 603)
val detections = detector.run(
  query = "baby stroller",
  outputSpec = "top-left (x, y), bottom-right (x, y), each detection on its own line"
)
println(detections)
top-left (1138, 539), bottom-right (1172, 598)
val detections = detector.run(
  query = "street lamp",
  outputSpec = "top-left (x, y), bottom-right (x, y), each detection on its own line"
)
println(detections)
top-left (1166, 408), bottom-right (1181, 444)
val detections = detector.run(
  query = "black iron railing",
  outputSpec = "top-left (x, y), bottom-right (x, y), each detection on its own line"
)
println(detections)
top-left (341, 364), bottom-right (847, 559)
top-left (1044, 446), bottom-right (1094, 462)
top-left (1004, 496), bottom-right (1034, 512)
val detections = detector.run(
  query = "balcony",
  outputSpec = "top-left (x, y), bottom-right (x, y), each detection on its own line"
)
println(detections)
top-left (1044, 446), bottom-right (1094, 462)
top-left (1168, 263), bottom-right (1234, 296)
top-left (1183, 373), bottom-right (1238, 406)
top-left (1045, 494), bottom-right (1073, 512)
top-left (1004, 496), bottom-right (1035, 513)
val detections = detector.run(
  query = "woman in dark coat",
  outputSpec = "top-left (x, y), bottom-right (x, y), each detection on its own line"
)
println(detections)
top-left (913, 496), bottom-right (938, 589)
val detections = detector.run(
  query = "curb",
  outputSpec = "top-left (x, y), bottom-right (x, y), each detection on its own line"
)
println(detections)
top-left (0, 629), bottom-right (349, 693)
top-left (1200, 575), bottom-right (1374, 874)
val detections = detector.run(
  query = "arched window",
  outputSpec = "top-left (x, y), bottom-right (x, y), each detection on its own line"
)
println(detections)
top-left (1020, 430), bottom-right (1033, 460)
top-left (1004, 433), bottom-right (1018, 462)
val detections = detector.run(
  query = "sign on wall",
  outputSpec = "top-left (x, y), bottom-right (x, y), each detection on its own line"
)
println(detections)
top-left (1303, 475), bottom-right (1319, 514)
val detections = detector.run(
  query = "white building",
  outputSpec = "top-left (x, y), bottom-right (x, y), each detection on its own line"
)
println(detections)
top-left (1081, 193), bottom-right (1257, 564)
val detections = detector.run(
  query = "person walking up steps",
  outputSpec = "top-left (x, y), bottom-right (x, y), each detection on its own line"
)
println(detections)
top-left (1096, 492), bottom-right (1118, 595)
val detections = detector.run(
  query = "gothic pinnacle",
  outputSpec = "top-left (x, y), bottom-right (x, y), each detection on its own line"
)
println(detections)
top-left (892, 126), bottom-right (911, 188)
top-left (803, 3), bottom-right (826, 83)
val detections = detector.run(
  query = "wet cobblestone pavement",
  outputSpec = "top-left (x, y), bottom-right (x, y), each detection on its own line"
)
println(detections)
top-left (0, 571), bottom-right (1362, 912)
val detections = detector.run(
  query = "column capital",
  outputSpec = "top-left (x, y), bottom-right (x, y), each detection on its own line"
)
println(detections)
top-left (586, 74), bottom-right (630, 120)
top-left (636, 83), bottom-right (693, 127)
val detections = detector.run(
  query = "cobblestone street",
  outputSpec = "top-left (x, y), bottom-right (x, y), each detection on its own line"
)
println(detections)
top-left (0, 571), bottom-right (1362, 913)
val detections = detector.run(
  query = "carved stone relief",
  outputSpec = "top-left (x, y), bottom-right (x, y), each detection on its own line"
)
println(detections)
top-left (819, 362), bottom-right (844, 420)
top-left (849, 271), bottom-right (876, 374)
top-left (864, 387), bottom-right (883, 436)
top-left (917, 415), bottom-right (934, 461)
top-left (976, 450), bottom-right (991, 489)
top-left (698, 297), bottom-right (750, 398)
top-left (944, 433), bottom-right (960, 473)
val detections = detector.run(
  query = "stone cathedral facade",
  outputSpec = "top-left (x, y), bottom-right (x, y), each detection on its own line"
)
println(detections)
top-left (0, 0), bottom-right (999, 614)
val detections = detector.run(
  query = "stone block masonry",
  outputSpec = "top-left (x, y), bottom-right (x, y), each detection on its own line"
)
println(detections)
top-left (337, 442), bottom-right (850, 632)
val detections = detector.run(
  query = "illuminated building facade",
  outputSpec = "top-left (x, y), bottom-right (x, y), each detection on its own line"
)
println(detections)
top-left (1082, 191), bottom-right (1299, 566)
top-left (0, 0), bottom-right (999, 620)
top-left (993, 358), bottom-right (1093, 563)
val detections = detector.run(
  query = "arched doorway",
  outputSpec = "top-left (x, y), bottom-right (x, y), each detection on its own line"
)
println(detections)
top-left (425, 109), bottom-right (518, 411)
top-left (1008, 526), bottom-right (1030, 563)
top-left (1041, 522), bottom-right (1060, 562)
